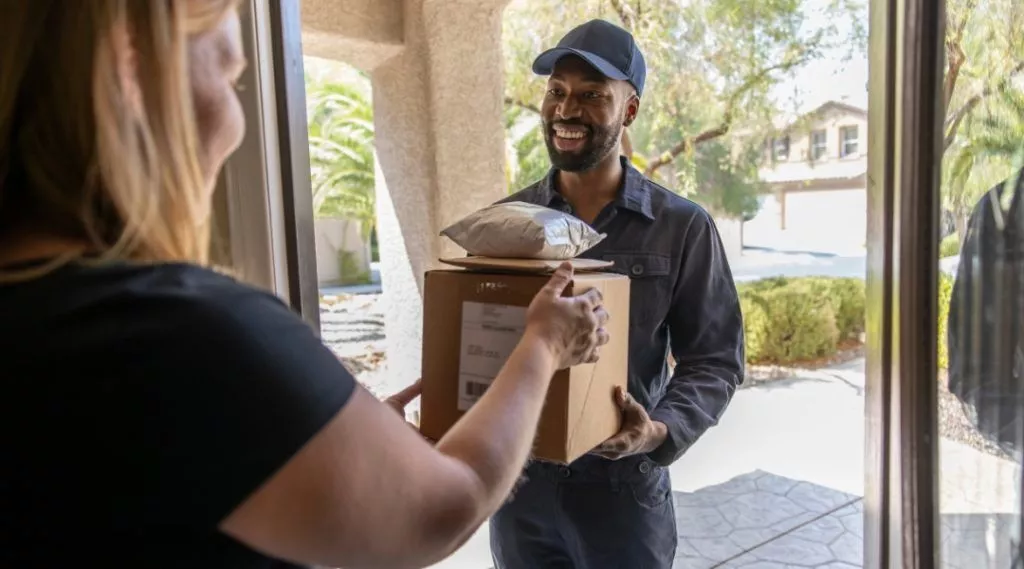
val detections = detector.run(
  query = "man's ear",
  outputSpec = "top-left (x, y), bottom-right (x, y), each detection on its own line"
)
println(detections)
top-left (623, 93), bottom-right (640, 127)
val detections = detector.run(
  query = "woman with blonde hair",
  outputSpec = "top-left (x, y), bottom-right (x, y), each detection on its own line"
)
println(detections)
top-left (0, 2), bottom-right (609, 567)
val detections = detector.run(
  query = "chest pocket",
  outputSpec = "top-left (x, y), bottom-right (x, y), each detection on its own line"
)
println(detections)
top-left (601, 252), bottom-right (672, 326)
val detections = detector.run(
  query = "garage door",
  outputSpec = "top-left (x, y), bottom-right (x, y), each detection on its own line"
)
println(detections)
top-left (784, 188), bottom-right (867, 248)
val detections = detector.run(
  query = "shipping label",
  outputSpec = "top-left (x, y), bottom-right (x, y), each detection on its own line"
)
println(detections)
top-left (458, 301), bottom-right (528, 411)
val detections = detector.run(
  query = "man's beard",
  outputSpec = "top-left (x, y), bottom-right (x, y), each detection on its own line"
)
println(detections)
top-left (543, 120), bottom-right (622, 173)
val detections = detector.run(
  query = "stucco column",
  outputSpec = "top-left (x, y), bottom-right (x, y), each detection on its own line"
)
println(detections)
top-left (371, 0), bottom-right (511, 387)
top-left (302, 0), bottom-right (510, 389)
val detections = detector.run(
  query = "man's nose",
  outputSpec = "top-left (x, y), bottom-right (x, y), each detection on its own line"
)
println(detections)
top-left (557, 96), bottom-right (581, 120)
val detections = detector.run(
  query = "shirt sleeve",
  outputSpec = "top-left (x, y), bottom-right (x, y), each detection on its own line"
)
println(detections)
top-left (137, 280), bottom-right (357, 530)
top-left (646, 210), bottom-right (746, 466)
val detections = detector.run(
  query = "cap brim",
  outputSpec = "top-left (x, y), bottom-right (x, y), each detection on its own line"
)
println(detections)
top-left (531, 48), bottom-right (630, 81)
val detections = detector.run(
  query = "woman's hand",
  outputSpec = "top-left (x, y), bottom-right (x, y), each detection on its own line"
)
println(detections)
top-left (383, 379), bottom-right (436, 443)
top-left (383, 379), bottom-right (422, 417)
top-left (524, 262), bottom-right (610, 369)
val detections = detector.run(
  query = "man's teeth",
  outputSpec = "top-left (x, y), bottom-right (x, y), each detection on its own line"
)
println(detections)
top-left (555, 129), bottom-right (587, 139)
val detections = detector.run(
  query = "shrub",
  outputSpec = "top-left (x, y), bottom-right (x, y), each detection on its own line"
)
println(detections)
top-left (937, 272), bottom-right (954, 370)
top-left (740, 280), bottom-right (841, 364)
top-left (785, 277), bottom-right (866, 340)
top-left (739, 273), bottom-right (953, 369)
top-left (940, 234), bottom-right (961, 258)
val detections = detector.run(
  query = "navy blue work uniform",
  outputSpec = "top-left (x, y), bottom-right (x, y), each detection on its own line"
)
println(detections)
top-left (489, 157), bottom-right (746, 569)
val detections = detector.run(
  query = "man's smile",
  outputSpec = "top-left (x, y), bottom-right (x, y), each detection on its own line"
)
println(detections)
top-left (552, 123), bottom-right (590, 152)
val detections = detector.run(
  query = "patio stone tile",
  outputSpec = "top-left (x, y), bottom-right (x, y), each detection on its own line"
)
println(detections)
top-left (828, 531), bottom-right (862, 565)
top-left (747, 535), bottom-right (836, 566)
top-left (676, 537), bottom-right (702, 558)
top-left (671, 554), bottom-right (716, 569)
top-left (717, 492), bottom-right (808, 529)
top-left (675, 505), bottom-right (735, 539)
top-left (674, 472), bottom-right (864, 568)
top-left (788, 514), bottom-right (846, 543)
top-left (786, 481), bottom-right (859, 512)
top-left (837, 506), bottom-right (864, 539)
top-left (728, 527), bottom-right (781, 550)
top-left (718, 556), bottom-right (802, 568)
top-left (689, 535), bottom-right (748, 560)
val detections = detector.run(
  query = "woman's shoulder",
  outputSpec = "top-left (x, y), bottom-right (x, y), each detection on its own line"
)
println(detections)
top-left (1, 260), bottom-right (302, 352)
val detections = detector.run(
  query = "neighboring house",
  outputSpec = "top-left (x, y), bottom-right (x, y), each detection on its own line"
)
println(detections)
top-left (744, 101), bottom-right (868, 253)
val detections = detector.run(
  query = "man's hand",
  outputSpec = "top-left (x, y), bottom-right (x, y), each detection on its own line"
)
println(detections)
top-left (593, 386), bottom-right (668, 460)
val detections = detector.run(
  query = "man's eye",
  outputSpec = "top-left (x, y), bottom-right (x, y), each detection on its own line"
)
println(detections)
top-left (547, 89), bottom-right (564, 97)
top-left (584, 92), bottom-right (602, 99)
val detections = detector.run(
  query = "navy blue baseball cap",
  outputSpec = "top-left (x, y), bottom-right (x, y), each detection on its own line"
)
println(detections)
top-left (532, 19), bottom-right (647, 98)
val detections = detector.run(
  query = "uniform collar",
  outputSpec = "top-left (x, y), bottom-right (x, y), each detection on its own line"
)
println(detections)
top-left (535, 156), bottom-right (655, 220)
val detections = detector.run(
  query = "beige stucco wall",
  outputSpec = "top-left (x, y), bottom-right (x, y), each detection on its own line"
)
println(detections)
top-left (760, 107), bottom-right (868, 184)
top-left (302, 0), bottom-right (510, 387)
top-left (313, 218), bottom-right (371, 286)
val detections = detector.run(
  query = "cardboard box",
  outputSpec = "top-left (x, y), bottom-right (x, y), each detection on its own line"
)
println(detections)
top-left (419, 259), bottom-right (630, 464)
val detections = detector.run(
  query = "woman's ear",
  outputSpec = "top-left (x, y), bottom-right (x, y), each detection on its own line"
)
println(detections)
top-left (110, 20), bottom-right (142, 113)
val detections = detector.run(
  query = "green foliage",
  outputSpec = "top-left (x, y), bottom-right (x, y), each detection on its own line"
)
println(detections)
top-left (680, 140), bottom-right (764, 220)
top-left (740, 279), bottom-right (841, 364)
top-left (502, 0), bottom-right (867, 216)
top-left (337, 250), bottom-right (371, 286)
top-left (941, 0), bottom-right (1024, 231)
top-left (797, 277), bottom-right (866, 340)
top-left (739, 274), bottom-right (954, 370)
top-left (504, 106), bottom-right (550, 191)
top-left (740, 276), bottom-right (865, 364)
top-left (940, 233), bottom-right (961, 258)
top-left (938, 272), bottom-right (954, 370)
top-left (306, 74), bottom-right (376, 239)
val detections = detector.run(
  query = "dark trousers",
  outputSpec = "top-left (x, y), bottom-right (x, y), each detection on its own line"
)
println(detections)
top-left (490, 455), bottom-right (677, 569)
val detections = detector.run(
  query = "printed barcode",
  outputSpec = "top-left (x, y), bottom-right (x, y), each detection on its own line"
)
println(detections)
top-left (465, 382), bottom-right (489, 397)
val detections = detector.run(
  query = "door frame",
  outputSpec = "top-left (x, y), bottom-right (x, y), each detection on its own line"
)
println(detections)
top-left (864, 0), bottom-right (946, 567)
top-left (217, 0), bottom-right (321, 332)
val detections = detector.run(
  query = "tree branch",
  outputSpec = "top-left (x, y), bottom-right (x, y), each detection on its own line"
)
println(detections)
top-left (608, 0), bottom-right (636, 31)
top-left (642, 55), bottom-right (810, 178)
top-left (943, 60), bottom-right (1024, 151)
top-left (943, 0), bottom-right (978, 109)
top-left (504, 96), bottom-right (540, 114)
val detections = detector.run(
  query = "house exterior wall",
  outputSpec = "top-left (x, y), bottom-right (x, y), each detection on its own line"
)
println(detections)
top-left (759, 106), bottom-right (868, 184)
top-left (314, 218), bottom-right (371, 286)
top-left (746, 103), bottom-right (870, 253)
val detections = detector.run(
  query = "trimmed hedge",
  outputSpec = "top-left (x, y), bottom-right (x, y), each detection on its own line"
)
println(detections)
top-left (937, 272), bottom-right (954, 370)
top-left (940, 233), bottom-right (960, 258)
top-left (738, 276), bottom-right (864, 365)
top-left (740, 274), bottom-right (955, 369)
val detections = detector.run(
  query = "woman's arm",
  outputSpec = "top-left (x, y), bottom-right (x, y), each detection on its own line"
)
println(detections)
top-left (220, 264), bottom-right (608, 568)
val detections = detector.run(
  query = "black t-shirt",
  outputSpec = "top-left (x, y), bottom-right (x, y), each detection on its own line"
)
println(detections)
top-left (0, 260), bottom-right (356, 567)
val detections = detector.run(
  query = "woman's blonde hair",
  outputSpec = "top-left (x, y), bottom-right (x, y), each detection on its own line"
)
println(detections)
top-left (0, 0), bottom-right (240, 269)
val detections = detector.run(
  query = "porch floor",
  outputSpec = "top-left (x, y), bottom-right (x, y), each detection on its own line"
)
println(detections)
top-left (674, 470), bottom-right (1017, 569)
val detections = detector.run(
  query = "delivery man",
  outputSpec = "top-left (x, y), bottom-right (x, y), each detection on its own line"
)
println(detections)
top-left (490, 19), bottom-right (746, 569)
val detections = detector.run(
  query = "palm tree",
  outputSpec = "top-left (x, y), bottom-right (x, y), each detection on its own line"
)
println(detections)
top-left (306, 77), bottom-right (376, 240)
top-left (945, 85), bottom-right (1024, 238)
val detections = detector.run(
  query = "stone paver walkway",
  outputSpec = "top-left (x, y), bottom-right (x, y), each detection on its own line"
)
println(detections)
top-left (674, 470), bottom-right (1020, 569)
top-left (673, 471), bottom-right (861, 569)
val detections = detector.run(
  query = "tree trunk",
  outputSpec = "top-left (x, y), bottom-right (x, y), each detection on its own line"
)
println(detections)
top-left (954, 211), bottom-right (970, 242)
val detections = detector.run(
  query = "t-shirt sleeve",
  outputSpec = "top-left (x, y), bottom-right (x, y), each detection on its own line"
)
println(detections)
top-left (137, 281), bottom-right (357, 529)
